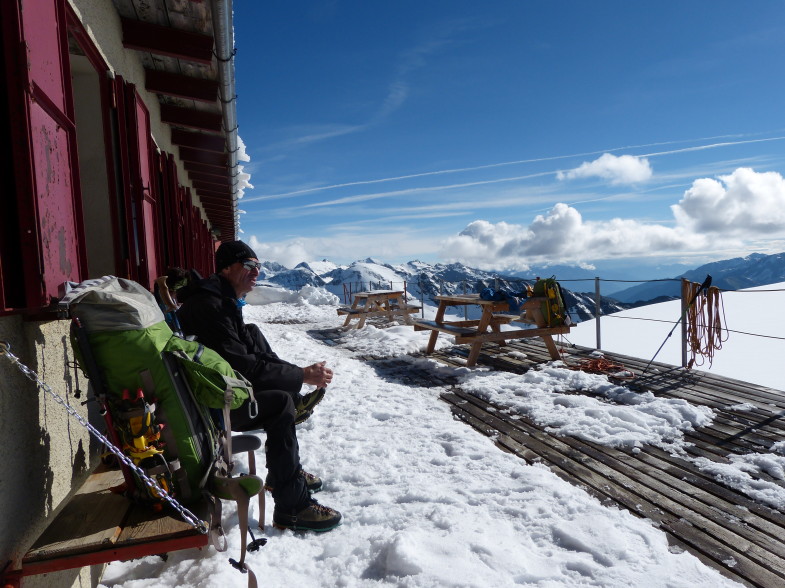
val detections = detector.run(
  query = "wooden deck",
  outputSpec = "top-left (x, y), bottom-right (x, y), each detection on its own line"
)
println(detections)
top-left (5, 465), bottom-right (210, 582)
top-left (314, 326), bottom-right (785, 588)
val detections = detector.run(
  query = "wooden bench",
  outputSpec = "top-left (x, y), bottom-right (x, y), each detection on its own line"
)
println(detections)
top-left (413, 294), bottom-right (571, 366)
top-left (2, 432), bottom-right (264, 586)
top-left (338, 290), bottom-right (420, 328)
top-left (412, 319), bottom-right (482, 337)
top-left (339, 305), bottom-right (420, 317)
top-left (2, 464), bottom-right (211, 584)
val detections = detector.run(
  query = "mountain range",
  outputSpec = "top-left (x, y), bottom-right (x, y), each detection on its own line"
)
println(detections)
top-left (256, 252), bottom-right (785, 323)
top-left (607, 252), bottom-right (785, 303)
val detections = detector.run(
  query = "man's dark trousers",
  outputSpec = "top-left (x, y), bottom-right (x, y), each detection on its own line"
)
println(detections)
top-left (232, 387), bottom-right (309, 512)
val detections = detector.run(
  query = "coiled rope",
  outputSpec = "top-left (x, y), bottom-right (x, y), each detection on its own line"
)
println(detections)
top-left (570, 356), bottom-right (636, 380)
top-left (684, 281), bottom-right (728, 368)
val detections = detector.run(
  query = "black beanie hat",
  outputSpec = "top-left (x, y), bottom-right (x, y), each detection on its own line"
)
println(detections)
top-left (215, 240), bottom-right (258, 270)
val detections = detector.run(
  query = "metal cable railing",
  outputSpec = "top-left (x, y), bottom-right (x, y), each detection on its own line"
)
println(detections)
top-left (356, 275), bottom-right (782, 367)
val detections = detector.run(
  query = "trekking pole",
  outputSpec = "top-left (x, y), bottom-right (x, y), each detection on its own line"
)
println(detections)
top-left (640, 274), bottom-right (712, 377)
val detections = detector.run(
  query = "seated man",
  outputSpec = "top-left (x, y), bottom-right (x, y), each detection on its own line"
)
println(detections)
top-left (177, 240), bottom-right (341, 532)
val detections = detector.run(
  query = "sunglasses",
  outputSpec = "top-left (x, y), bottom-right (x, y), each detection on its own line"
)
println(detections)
top-left (241, 260), bottom-right (262, 271)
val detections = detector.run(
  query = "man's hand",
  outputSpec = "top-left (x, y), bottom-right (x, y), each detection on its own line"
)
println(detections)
top-left (303, 361), bottom-right (333, 388)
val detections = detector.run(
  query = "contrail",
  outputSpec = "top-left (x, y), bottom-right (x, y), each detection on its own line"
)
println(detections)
top-left (244, 131), bottom-right (783, 202)
top-left (640, 136), bottom-right (785, 157)
top-left (300, 171), bottom-right (556, 208)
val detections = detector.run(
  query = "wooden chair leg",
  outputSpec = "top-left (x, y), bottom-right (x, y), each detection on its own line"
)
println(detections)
top-left (426, 330), bottom-right (439, 353)
top-left (466, 342), bottom-right (482, 366)
top-left (541, 335), bottom-right (560, 360)
top-left (247, 451), bottom-right (265, 528)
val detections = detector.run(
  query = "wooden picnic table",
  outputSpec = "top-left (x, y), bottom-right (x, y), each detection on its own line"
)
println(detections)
top-left (412, 293), bottom-right (570, 366)
top-left (337, 290), bottom-right (421, 329)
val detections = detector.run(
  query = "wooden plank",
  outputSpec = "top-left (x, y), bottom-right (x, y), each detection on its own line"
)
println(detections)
top-left (443, 389), bottom-right (785, 588)
top-left (21, 464), bottom-right (210, 575)
top-left (492, 354), bottom-right (783, 457)
top-left (637, 445), bottom-right (785, 531)
top-left (406, 331), bottom-right (785, 587)
top-left (24, 468), bottom-right (129, 563)
top-left (118, 500), bottom-right (210, 545)
top-left (353, 290), bottom-right (404, 298)
top-left (340, 306), bottom-right (419, 326)
top-left (442, 396), bottom-right (762, 584)
top-left (454, 325), bottom-right (571, 344)
top-left (412, 320), bottom-right (478, 336)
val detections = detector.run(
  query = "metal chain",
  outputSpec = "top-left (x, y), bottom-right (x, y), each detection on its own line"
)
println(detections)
top-left (0, 341), bottom-right (208, 534)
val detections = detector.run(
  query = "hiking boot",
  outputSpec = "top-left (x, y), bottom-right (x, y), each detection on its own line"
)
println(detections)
top-left (294, 409), bottom-right (313, 425)
top-left (295, 387), bottom-right (326, 421)
top-left (265, 469), bottom-right (323, 494)
top-left (273, 499), bottom-right (342, 532)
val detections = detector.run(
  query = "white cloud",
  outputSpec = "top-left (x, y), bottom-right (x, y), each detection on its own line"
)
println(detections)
top-left (557, 153), bottom-right (653, 185)
top-left (440, 204), bottom-right (702, 269)
top-left (248, 236), bottom-right (314, 269)
top-left (247, 232), bottom-right (441, 269)
top-left (672, 167), bottom-right (785, 235)
top-left (245, 167), bottom-right (785, 270)
top-left (441, 167), bottom-right (785, 268)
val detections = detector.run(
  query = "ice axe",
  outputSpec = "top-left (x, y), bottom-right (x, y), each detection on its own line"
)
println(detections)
top-left (640, 274), bottom-right (712, 377)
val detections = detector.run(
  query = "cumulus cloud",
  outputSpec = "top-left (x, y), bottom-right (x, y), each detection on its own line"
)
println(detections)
top-left (441, 204), bottom-right (702, 268)
top-left (672, 167), bottom-right (785, 235)
top-left (441, 167), bottom-right (785, 268)
top-left (247, 232), bottom-right (440, 269)
top-left (557, 153), bottom-right (653, 184)
top-left (247, 236), bottom-right (321, 269)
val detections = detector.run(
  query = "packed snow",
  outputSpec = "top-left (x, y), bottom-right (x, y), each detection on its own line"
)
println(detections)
top-left (98, 284), bottom-right (785, 587)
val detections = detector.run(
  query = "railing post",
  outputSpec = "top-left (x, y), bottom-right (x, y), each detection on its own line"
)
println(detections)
top-left (681, 278), bottom-right (689, 367)
top-left (595, 277), bottom-right (602, 350)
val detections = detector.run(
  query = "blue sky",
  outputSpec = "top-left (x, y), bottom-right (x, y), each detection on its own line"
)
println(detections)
top-left (233, 1), bottom-right (785, 272)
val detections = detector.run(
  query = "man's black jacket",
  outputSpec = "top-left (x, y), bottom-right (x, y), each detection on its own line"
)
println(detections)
top-left (177, 273), bottom-right (303, 393)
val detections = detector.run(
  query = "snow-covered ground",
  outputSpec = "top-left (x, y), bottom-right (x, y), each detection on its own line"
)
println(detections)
top-left (99, 284), bottom-right (785, 588)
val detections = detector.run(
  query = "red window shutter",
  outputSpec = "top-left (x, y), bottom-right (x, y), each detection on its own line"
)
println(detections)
top-left (159, 152), bottom-right (193, 271)
top-left (5, 0), bottom-right (85, 309)
top-left (130, 89), bottom-right (160, 289)
top-left (112, 82), bottom-right (161, 290)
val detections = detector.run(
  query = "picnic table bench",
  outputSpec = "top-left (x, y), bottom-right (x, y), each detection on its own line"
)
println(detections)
top-left (412, 294), bottom-right (571, 366)
top-left (338, 290), bottom-right (420, 328)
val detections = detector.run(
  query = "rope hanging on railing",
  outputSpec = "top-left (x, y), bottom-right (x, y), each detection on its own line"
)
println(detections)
top-left (684, 281), bottom-right (728, 368)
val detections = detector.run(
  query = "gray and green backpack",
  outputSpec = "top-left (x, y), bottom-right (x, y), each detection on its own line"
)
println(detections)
top-left (61, 276), bottom-right (265, 582)
top-left (61, 276), bottom-right (256, 504)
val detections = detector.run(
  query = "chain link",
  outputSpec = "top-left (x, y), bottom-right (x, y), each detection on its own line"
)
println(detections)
top-left (0, 341), bottom-right (208, 534)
